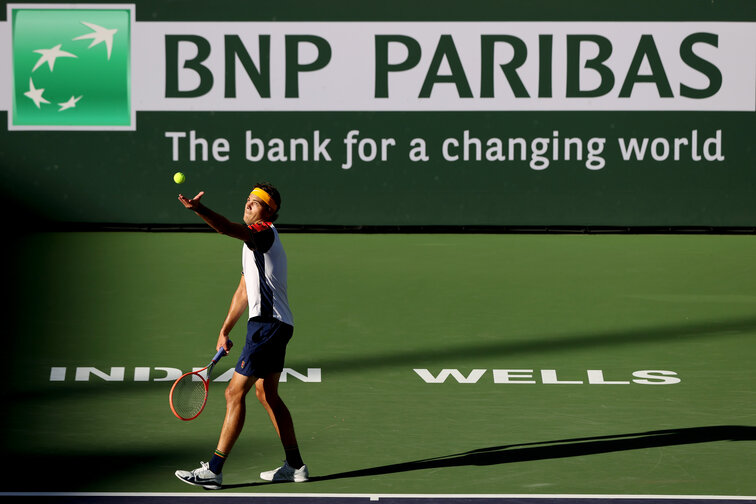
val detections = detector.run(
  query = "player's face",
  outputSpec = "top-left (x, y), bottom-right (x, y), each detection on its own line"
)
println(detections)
top-left (244, 194), bottom-right (271, 224)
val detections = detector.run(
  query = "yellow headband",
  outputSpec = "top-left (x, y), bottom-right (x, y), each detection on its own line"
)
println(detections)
top-left (250, 187), bottom-right (278, 212)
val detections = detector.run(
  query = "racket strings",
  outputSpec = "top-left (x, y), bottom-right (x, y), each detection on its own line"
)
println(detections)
top-left (171, 375), bottom-right (207, 419)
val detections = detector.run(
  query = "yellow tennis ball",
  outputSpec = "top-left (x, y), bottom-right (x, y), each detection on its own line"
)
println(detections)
top-left (173, 172), bottom-right (186, 184)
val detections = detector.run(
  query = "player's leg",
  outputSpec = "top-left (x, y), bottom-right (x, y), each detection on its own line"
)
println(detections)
top-left (255, 373), bottom-right (296, 446)
top-left (217, 371), bottom-right (258, 454)
top-left (257, 373), bottom-right (308, 482)
top-left (174, 371), bottom-right (256, 489)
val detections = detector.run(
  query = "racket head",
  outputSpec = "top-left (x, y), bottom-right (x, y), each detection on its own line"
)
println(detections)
top-left (169, 371), bottom-right (209, 421)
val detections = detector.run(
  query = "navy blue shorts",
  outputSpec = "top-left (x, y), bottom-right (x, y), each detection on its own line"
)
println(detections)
top-left (235, 317), bottom-right (294, 378)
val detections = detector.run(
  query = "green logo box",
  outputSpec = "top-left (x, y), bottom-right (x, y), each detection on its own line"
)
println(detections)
top-left (9, 4), bottom-right (135, 130)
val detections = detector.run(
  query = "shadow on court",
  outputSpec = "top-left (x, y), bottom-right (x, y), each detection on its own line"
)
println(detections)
top-left (222, 425), bottom-right (756, 489)
top-left (0, 447), bottom-right (203, 492)
top-left (288, 316), bottom-right (756, 375)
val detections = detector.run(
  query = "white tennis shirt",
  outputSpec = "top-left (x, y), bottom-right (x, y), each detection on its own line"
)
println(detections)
top-left (242, 224), bottom-right (294, 326)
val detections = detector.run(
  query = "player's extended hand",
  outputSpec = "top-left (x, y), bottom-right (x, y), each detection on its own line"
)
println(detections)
top-left (178, 191), bottom-right (205, 211)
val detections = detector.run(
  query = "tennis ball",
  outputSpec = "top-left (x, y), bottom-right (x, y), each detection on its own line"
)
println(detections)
top-left (173, 172), bottom-right (186, 184)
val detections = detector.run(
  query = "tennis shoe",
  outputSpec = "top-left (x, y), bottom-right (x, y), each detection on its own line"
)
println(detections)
top-left (260, 461), bottom-right (309, 482)
top-left (175, 461), bottom-right (222, 489)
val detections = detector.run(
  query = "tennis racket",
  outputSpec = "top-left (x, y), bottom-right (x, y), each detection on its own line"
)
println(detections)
top-left (170, 347), bottom-right (227, 421)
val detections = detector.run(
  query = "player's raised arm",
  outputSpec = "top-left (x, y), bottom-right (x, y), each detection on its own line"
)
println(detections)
top-left (178, 191), bottom-right (251, 242)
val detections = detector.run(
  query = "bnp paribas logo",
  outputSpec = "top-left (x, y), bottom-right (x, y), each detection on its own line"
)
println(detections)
top-left (9, 4), bottom-right (135, 130)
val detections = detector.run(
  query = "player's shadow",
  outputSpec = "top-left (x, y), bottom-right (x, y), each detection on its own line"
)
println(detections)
top-left (222, 425), bottom-right (755, 489)
top-left (287, 315), bottom-right (756, 376)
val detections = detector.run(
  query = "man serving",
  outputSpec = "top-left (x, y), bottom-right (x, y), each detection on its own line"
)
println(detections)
top-left (175, 183), bottom-right (308, 489)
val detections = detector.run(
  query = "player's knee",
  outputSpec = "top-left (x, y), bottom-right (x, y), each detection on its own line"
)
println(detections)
top-left (254, 384), bottom-right (267, 405)
top-left (256, 378), bottom-right (281, 404)
top-left (225, 382), bottom-right (246, 404)
top-left (264, 391), bottom-right (284, 411)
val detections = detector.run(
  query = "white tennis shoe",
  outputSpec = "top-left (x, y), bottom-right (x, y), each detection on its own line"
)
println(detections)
top-left (260, 461), bottom-right (309, 482)
top-left (175, 461), bottom-right (222, 489)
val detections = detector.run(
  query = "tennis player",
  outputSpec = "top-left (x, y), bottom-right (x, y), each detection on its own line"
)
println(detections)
top-left (174, 183), bottom-right (308, 488)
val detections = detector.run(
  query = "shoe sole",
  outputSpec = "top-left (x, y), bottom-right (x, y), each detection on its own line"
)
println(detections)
top-left (260, 475), bottom-right (309, 483)
top-left (175, 471), bottom-right (222, 490)
top-left (260, 465), bottom-right (309, 483)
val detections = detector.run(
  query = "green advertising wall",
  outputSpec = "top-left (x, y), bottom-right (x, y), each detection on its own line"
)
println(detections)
top-left (1, 0), bottom-right (754, 228)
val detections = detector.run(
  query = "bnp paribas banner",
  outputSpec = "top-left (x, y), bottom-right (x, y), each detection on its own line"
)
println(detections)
top-left (0, 2), bottom-right (754, 227)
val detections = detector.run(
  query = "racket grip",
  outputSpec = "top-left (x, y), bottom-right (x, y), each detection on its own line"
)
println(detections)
top-left (212, 347), bottom-right (227, 363)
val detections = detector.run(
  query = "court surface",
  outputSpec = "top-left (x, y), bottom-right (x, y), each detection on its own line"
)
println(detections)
top-left (3, 232), bottom-right (754, 500)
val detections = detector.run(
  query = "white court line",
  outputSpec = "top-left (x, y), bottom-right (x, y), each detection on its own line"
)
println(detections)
top-left (0, 493), bottom-right (754, 500)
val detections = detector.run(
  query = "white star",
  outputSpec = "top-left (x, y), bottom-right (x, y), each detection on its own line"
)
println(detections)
top-left (24, 78), bottom-right (50, 108)
top-left (73, 21), bottom-right (117, 60)
top-left (58, 95), bottom-right (82, 111)
top-left (32, 44), bottom-right (77, 72)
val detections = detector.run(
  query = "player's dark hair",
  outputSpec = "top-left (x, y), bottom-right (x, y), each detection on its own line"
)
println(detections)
top-left (255, 182), bottom-right (281, 222)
